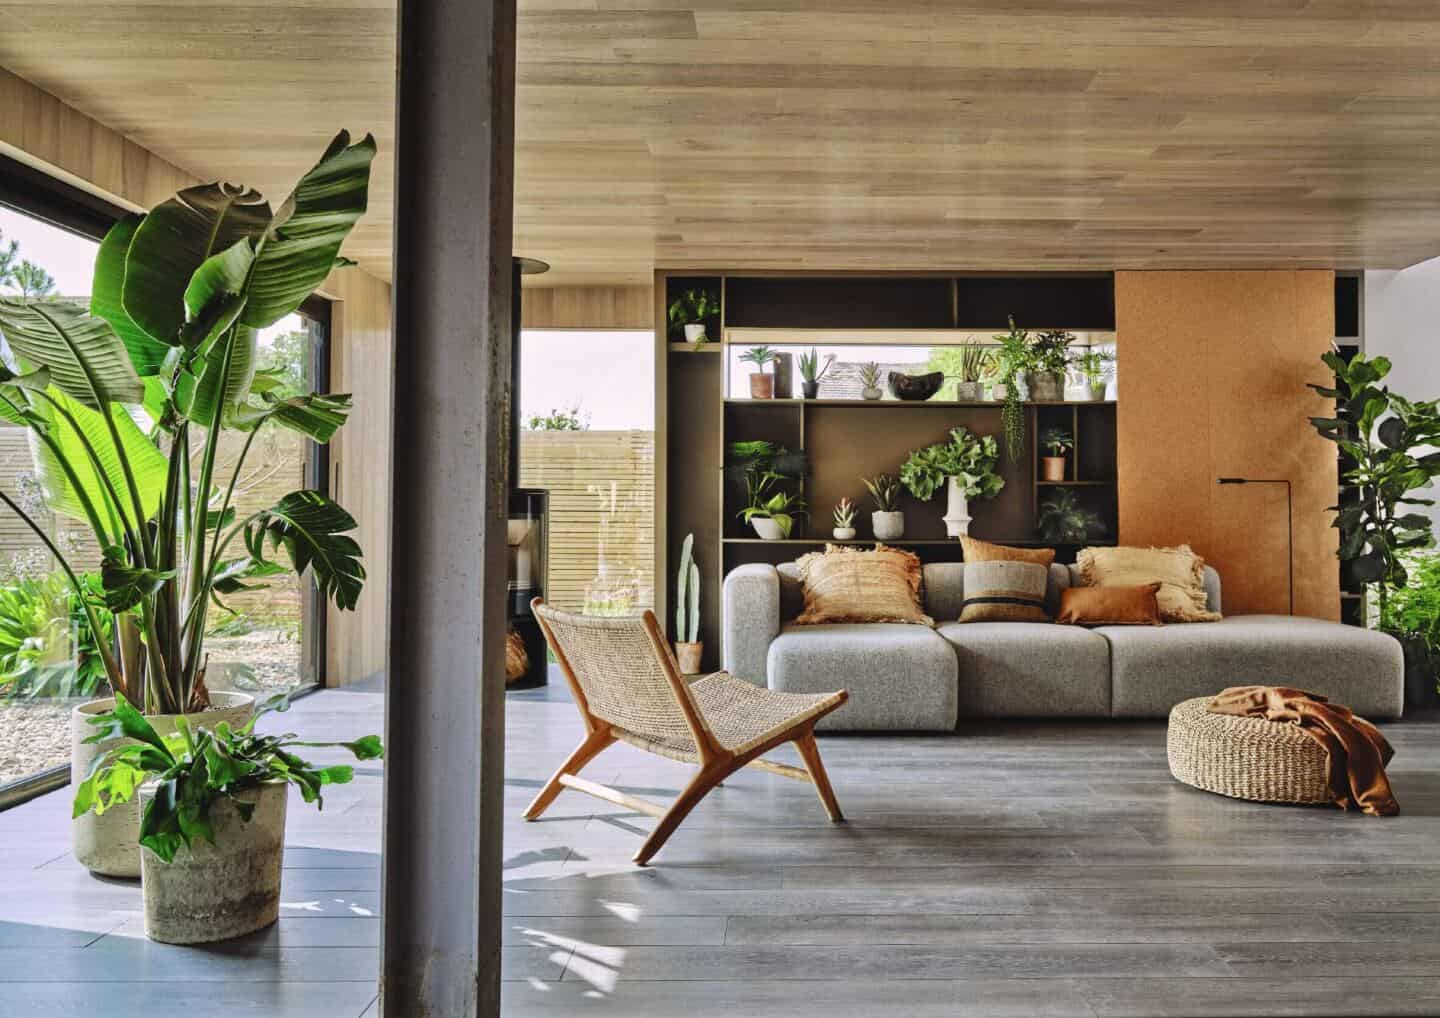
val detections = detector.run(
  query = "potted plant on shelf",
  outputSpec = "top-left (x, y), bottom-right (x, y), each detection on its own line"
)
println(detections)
top-left (1073, 349), bottom-right (1114, 401)
top-left (673, 533), bottom-right (702, 674)
top-left (1026, 329), bottom-right (1074, 402)
top-left (899, 426), bottom-right (1005, 538)
top-left (73, 694), bottom-right (382, 944)
top-left (1038, 488), bottom-right (1104, 544)
top-left (994, 317), bottom-right (1032, 460)
top-left (0, 132), bottom-right (373, 877)
top-left (859, 362), bottom-right (885, 401)
top-left (739, 475), bottom-right (805, 539)
top-left (832, 497), bottom-right (857, 540)
top-left (953, 345), bottom-right (992, 401)
top-left (740, 346), bottom-right (777, 399)
top-left (728, 440), bottom-right (806, 539)
top-left (667, 288), bottom-right (719, 346)
top-left (1040, 428), bottom-right (1073, 482)
top-left (798, 347), bottom-right (835, 399)
top-left (863, 473), bottom-right (905, 540)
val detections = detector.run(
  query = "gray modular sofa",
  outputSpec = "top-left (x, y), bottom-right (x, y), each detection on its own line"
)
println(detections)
top-left (721, 561), bottom-right (1404, 731)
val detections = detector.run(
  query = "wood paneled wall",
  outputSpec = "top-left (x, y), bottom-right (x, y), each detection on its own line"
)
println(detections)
top-left (2, 69), bottom-right (394, 685)
top-left (1115, 270), bottom-right (1339, 619)
top-left (520, 285), bottom-right (652, 330)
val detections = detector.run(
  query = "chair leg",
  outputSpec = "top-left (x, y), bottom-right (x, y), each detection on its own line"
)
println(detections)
top-left (794, 731), bottom-right (843, 822)
top-left (632, 761), bottom-right (733, 866)
top-left (524, 727), bottom-right (616, 821)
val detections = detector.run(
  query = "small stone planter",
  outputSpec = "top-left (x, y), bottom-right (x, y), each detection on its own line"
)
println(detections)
top-left (1025, 371), bottom-right (1065, 402)
top-left (72, 692), bottom-right (255, 878)
top-left (872, 510), bottom-right (905, 540)
top-left (141, 781), bottom-right (288, 944)
top-left (953, 381), bottom-right (983, 401)
top-left (1085, 382), bottom-right (1108, 401)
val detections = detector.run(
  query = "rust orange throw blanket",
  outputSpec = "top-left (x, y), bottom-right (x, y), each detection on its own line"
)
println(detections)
top-left (1207, 686), bottom-right (1399, 816)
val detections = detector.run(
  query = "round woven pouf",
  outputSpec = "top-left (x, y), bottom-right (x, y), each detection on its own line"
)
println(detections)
top-left (1166, 697), bottom-right (1332, 805)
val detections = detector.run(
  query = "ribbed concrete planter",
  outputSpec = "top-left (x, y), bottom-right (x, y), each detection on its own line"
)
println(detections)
top-left (141, 781), bottom-right (288, 944)
top-left (71, 692), bottom-right (255, 878)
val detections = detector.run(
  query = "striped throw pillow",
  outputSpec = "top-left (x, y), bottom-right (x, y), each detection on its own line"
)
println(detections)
top-left (958, 560), bottom-right (1052, 623)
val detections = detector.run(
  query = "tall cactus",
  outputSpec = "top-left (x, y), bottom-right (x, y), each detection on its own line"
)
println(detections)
top-left (676, 533), bottom-right (694, 641)
top-left (686, 560), bottom-right (700, 644)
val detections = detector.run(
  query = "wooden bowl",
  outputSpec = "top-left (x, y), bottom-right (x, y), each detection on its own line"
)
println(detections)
top-left (887, 370), bottom-right (944, 401)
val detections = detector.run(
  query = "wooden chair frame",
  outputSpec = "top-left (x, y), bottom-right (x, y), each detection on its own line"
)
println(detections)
top-left (524, 601), bottom-right (847, 865)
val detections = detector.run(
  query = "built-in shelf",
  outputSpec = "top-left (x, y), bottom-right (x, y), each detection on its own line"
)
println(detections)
top-left (1036, 480), bottom-right (1114, 486)
top-left (722, 398), bottom-right (1116, 408)
top-left (723, 537), bottom-right (1115, 547)
top-left (668, 342), bottom-right (722, 353)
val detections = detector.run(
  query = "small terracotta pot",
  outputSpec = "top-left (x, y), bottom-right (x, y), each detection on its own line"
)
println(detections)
top-left (1042, 456), bottom-right (1067, 482)
top-left (675, 642), bottom-right (703, 675)
top-left (749, 372), bottom-right (774, 399)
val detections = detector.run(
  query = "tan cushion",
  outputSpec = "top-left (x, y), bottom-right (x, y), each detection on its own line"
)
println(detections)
top-left (794, 543), bottom-right (933, 626)
top-left (958, 560), bottom-right (1051, 623)
top-left (960, 535), bottom-right (1056, 567)
top-left (1077, 545), bottom-right (1221, 623)
top-left (1058, 583), bottom-right (1162, 626)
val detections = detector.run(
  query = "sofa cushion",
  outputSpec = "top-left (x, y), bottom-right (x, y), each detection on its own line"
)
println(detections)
top-left (936, 621), bottom-right (1111, 718)
top-left (767, 623), bottom-right (958, 731)
top-left (1102, 615), bottom-right (1403, 720)
top-left (794, 543), bottom-right (931, 626)
top-left (1077, 545), bottom-right (1222, 623)
top-left (960, 535), bottom-right (1055, 567)
top-left (925, 561), bottom-right (1072, 621)
top-left (1057, 583), bottom-right (1161, 626)
top-left (959, 560), bottom-right (1051, 623)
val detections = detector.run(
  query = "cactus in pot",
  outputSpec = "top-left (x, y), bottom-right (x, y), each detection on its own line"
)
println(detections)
top-left (674, 533), bottom-right (703, 674)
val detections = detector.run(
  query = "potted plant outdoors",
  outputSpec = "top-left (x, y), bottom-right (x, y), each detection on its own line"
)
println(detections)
top-left (798, 347), bottom-right (835, 399)
top-left (994, 317), bottom-right (1032, 460)
top-left (1038, 488), bottom-right (1104, 544)
top-left (668, 288), bottom-right (719, 346)
top-left (1378, 551), bottom-right (1440, 708)
top-left (673, 533), bottom-right (702, 674)
top-left (1073, 349), bottom-right (1114, 401)
top-left (73, 694), bottom-right (382, 944)
top-left (863, 473), bottom-right (905, 540)
top-left (1040, 427), bottom-right (1073, 482)
top-left (832, 497), bottom-right (857, 540)
top-left (899, 426), bottom-right (1005, 538)
top-left (1026, 329), bottom-right (1074, 402)
top-left (1309, 350), bottom-right (1440, 636)
top-left (859, 362), bottom-right (885, 401)
top-left (740, 346), bottom-right (777, 399)
top-left (0, 132), bottom-right (373, 877)
top-left (953, 345), bottom-right (992, 401)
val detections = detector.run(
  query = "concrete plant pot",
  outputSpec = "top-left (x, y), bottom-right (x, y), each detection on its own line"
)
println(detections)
top-left (872, 511), bottom-right (905, 541)
top-left (1025, 371), bottom-right (1065, 402)
top-left (141, 781), bottom-right (287, 944)
top-left (1086, 382), bottom-right (1108, 401)
top-left (953, 381), bottom-right (983, 401)
top-left (72, 691), bottom-right (256, 878)
top-left (675, 641), bottom-right (703, 675)
top-left (832, 527), bottom-right (857, 541)
top-left (750, 517), bottom-right (784, 540)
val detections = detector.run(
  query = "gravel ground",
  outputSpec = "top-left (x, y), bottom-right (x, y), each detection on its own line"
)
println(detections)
top-left (0, 628), bottom-right (304, 786)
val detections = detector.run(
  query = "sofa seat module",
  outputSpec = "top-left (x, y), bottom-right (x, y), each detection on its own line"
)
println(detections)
top-left (936, 622), bottom-right (1110, 718)
top-left (767, 623), bottom-right (959, 731)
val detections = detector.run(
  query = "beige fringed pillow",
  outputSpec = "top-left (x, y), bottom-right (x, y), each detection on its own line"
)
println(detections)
top-left (794, 543), bottom-right (933, 626)
top-left (1076, 545), bottom-right (1221, 623)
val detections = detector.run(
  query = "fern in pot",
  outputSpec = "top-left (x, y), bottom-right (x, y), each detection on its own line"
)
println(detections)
top-left (0, 132), bottom-right (374, 876)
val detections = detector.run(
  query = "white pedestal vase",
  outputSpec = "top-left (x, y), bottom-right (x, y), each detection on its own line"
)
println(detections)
top-left (140, 781), bottom-right (287, 944)
top-left (72, 691), bottom-right (256, 878)
top-left (942, 477), bottom-right (973, 537)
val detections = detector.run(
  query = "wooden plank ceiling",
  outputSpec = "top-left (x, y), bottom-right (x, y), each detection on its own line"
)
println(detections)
top-left (5, 1), bottom-right (1440, 286)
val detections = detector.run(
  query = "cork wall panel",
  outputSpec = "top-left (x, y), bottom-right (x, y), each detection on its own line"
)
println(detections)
top-left (1115, 270), bottom-right (1339, 619)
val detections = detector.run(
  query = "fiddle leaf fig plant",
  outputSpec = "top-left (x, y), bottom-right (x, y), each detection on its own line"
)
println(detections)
top-left (0, 131), bottom-right (375, 716)
top-left (900, 426), bottom-right (1005, 503)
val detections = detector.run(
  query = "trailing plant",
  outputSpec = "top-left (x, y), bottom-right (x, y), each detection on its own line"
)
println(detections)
top-left (72, 693), bottom-right (382, 864)
top-left (1073, 349), bottom-right (1115, 388)
top-left (667, 289), bottom-right (719, 342)
top-left (0, 572), bottom-right (113, 699)
top-left (674, 533), bottom-right (700, 644)
top-left (832, 497), bottom-right (856, 529)
top-left (994, 317), bottom-right (1031, 461)
top-left (0, 131), bottom-right (374, 715)
top-left (1037, 488), bottom-right (1104, 544)
top-left (1041, 428), bottom-right (1073, 457)
top-left (1029, 329), bottom-right (1075, 376)
top-left (739, 346), bottom-right (776, 374)
top-left (1309, 350), bottom-right (1440, 621)
top-left (738, 473), bottom-right (806, 538)
top-left (862, 473), bottom-right (902, 513)
top-left (859, 362), bottom-right (884, 390)
top-left (899, 426), bottom-right (1005, 503)
top-left (798, 347), bottom-right (835, 384)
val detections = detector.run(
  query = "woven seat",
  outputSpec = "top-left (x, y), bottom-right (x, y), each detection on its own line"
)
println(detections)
top-left (1167, 696), bottom-right (1332, 804)
top-left (525, 601), bottom-right (849, 864)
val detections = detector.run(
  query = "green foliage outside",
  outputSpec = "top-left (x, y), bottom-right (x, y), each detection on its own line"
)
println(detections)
top-left (0, 230), bottom-right (56, 300)
top-left (525, 404), bottom-right (589, 431)
top-left (0, 572), bottom-right (113, 699)
top-left (1380, 551), bottom-right (1440, 657)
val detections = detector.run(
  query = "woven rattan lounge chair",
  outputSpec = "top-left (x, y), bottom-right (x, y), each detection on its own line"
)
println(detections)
top-left (525, 600), bottom-right (849, 864)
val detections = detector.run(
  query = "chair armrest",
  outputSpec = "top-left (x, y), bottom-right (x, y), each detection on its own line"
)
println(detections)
top-left (722, 564), bottom-right (782, 686)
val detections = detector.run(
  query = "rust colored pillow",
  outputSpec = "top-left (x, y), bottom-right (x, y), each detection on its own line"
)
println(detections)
top-left (1057, 583), bottom-right (1162, 626)
top-left (794, 543), bottom-right (933, 626)
top-left (960, 535), bottom-right (1056, 567)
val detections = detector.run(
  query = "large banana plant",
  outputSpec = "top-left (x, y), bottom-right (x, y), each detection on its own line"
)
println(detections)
top-left (0, 131), bottom-right (375, 715)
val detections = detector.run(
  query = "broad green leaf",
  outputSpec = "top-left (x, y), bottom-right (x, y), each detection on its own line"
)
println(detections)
top-left (123, 183), bottom-right (271, 344)
top-left (247, 490), bottom-right (365, 610)
top-left (183, 239), bottom-right (255, 320)
top-left (0, 299), bottom-right (144, 407)
top-left (212, 555), bottom-right (288, 595)
top-left (343, 735), bottom-right (384, 760)
top-left (83, 695), bottom-right (172, 758)
top-left (99, 546), bottom-right (176, 612)
top-left (242, 132), bottom-right (376, 328)
top-left (91, 216), bottom-right (169, 373)
top-left (175, 325), bottom-right (258, 425)
top-left (232, 391), bottom-right (352, 442)
top-left (27, 387), bottom-right (168, 533)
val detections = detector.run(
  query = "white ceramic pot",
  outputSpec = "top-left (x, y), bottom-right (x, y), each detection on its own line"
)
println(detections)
top-left (942, 477), bottom-right (973, 538)
top-left (751, 518), bottom-right (784, 540)
top-left (1086, 382), bottom-right (1108, 401)
top-left (989, 383), bottom-right (1007, 401)
top-left (72, 691), bottom-right (256, 878)
top-left (861, 386), bottom-right (883, 401)
top-left (872, 511), bottom-right (905, 541)
top-left (141, 781), bottom-right (287, 944)
top-left (683, 323), bottom-right (707, 343)
top-left (832, 527), bottom-right (857, 541)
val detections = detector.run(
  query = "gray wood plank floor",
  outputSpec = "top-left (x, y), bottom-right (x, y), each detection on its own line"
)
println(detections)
top-left (1, 675), bottom-right (1437, 1017)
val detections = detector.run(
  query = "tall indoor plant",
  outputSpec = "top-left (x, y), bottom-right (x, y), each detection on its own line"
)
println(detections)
top-left (0, 131), bottom-right (374, 874)
top-left (900, 426), bottom-right (1004, 537)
